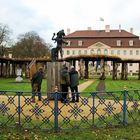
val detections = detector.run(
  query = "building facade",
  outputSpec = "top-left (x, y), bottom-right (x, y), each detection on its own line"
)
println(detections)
top-left (63, 25), bottom-right (140, 76)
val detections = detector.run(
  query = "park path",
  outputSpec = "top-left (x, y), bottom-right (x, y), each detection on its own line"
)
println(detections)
top-left (96, 80), bottom-right (105, 92)
top-left (78, 80), bottom-right (94, 92)
top-left (78, 79), bottom-right (106, 93)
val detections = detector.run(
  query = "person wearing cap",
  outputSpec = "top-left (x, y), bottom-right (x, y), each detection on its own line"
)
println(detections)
top-left (31, 67), bottom-right (44, 102)
top-left (60, 65), bottom-right (70, 103)
top-left (69, 66), bottom-right (79, 102)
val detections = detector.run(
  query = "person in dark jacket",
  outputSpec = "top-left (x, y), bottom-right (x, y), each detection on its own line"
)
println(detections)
top-left (60, 65), bottom-right (70, 103)
top-left (31, 67), bottom-right (44, 102)
top-left (69, 66), bottom-right (79, 102)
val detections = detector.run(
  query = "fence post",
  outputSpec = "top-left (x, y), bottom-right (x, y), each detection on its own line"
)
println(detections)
top-left (17, 92), bottom-right (22, 128)
top-left (54, 87), bottom-right (59, 132)
top-left (122, 90), bottom-right (127, 125)
top-left (91, 92), bottom-right (96, 128)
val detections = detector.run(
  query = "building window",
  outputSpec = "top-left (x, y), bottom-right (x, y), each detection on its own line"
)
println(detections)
top-left (72, 50), bottom-right (75, 55)
top-left (117, 40), bottom-right (121, 46)
top-left (66, 41), bottom-right (71, 46)
top-left (129, 63), bottom-right (133, 66)
top-left (97, 49), bottom-right (101, 54)
top-left (129, 40), bottom-right (133, 46)
top-left (78, 40), bottom-right (83, 46)
top-left (111, 50), bottom-right (114, 55)
top-left (104, 49), bottom-right (108, 55)
top-left (130, 50), bottom-right (133, 55)
top-left (90, 49), bottom-right (94, 54)
top-left (123, 50), bottom-right (127, 55)
top-left (84, 50), bottom-right (87, 54)
top-left (67, 50), bottom-right (70, 55)
top-left (62, 50), bottom-right (64, 55)
top-left (117, 50), bottom-right (120, 55)
top-left (136, 50), bottom-right (139, 55)
top-left (78, 50), bottom-right (81, 55)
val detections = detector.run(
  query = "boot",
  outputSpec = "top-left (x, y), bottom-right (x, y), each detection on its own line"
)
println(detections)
top-left (76, 96), bottom-right (79, 102)
top-left (31, 98), bottom-right (35, 103)
top-left (71, 97), bottom-right (75, 103)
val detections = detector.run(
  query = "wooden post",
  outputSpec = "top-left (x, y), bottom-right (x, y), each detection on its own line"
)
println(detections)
top-left (124, 63), bottom-right (128, 80)
top-left (72, 60), bottom-right (76, 68)
top-left (0, 61), bottom-right (3, 77)
top-left (121, 62), bottom-right (124, 80)
top-left (47, 62), bottom-right (64, 99)
top-left (112, 61), bottom-right (118, 80)
top-left (138, 63), bottom-right (140, 80)
top-left (7, 61), bottom-right (10, 77)
top-left (112, 61), bottom-right (115, 80)
top-left (99, 59), bottom-right (105, 80)
top-left (78, 59), bottom-right (84, 79)
top-left (84, 60), bottom-right (89, 79)
top-left (28, 59), bottom-right (37, 80)
top-left (13, 63), bottom-right (16, 77)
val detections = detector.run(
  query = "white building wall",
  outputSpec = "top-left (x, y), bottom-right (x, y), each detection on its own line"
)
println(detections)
top-left (63, 46), bottom-right (140, 75)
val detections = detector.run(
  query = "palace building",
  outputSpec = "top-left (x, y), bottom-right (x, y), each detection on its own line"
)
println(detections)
top-left (63, 25), bottom-right (140, 76)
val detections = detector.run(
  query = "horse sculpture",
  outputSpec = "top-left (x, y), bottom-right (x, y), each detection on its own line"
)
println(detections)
top-left (51, 30), bottom-right (68, 61)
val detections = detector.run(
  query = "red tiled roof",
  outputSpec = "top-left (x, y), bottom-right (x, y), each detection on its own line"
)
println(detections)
top-left (65, 30), bottom-right (138, 38)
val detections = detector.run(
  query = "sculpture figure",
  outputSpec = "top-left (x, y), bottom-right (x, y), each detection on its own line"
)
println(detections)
top-left (51, 30), bottom-right (68, 61)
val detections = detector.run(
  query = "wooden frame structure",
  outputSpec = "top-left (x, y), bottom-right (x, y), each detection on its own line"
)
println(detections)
top-left (64, 54), bottom-right (140, 80)
top-left (0, 57), bottom-right (51, 78)
top-left (1, 55), bottom-right (140, 80)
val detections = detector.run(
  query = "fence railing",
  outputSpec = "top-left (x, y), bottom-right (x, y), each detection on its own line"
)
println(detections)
top-left (0, 90), bottom-right (140, 131)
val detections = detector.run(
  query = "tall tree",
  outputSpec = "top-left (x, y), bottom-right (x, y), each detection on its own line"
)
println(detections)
top-left (12, 31), bottom-right (51, 58)
top-left (0, 23), bottom-right (11, 57)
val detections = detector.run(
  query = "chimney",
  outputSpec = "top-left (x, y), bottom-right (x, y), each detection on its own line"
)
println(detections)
top-left (87, 27), bottom-right (92, 30)
top-left (105, 25), bottom-right (110, 32)
top-left (119, 24), bottom-right (121, 32)
top-left (67, 28), bottom-right (71, 35)
top-left (130, 27), bottom-right (133, 34)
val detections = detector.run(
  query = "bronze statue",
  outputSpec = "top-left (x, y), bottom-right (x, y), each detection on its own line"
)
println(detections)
top-left (51, 30), bottom-right (68, 61)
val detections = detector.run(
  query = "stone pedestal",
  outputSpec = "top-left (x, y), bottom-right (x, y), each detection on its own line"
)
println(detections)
top-left (15, 76), bottom-right (23, 82)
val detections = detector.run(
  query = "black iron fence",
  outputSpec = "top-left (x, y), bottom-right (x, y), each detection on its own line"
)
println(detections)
top-left (0, 90), bottom-right (140, 131)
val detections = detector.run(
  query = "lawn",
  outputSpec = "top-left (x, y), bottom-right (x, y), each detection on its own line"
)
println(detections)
top-left (0, 78), bottom-right (47, 92)
top-left (0, 77), bottom-right (140, 139)
top-left (0, 78), bottom-right (86, 93)
top-left (105, 76), bottom-right (140, 91)
top-left (0, 123), bottom-right (140, 140)
top-left (1, 77), bottom-right (140, 93)
top-left (83, 76), bottom-right (140, 92)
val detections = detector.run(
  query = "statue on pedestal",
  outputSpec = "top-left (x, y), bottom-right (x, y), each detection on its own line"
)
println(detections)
top-left (15, 68), bottom-right (23, 82)
top-left (51, 29), bottom-right (68, 61)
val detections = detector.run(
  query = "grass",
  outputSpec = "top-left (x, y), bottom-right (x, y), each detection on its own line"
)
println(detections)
top-left (82, 76), bottom-right (140, 92)
top-left (80, 76), bottom-right (140, 99)
top-left (0, 77), bottom-right (140, 139)
top-left (0, 123), bottom-right (140, 139)
top-left (0, 78), bottom-right (47, 92)
top-left (0, 78), bottom-right (86, 93)
top-left (1, 77), bottom-right (140, 99)
top-left (83, 79), bottom-right (99, 92)
top-left (105, 76), bottom-right (140, 91)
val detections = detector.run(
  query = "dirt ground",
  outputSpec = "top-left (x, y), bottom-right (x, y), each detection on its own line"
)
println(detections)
top-left (0, 95), bottom-right (139, 121)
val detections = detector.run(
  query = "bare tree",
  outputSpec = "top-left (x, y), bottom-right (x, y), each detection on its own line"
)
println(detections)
top-left (12, 31), bottom-right (51, 58)
top-left (0, 23), bottom-right (11, 57)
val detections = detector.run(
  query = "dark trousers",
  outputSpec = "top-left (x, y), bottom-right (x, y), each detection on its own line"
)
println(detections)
top-left (32, 83), bottom-right (42, 102)
top-left (70, 86), bottom-right (79, 101)
top-left (61, 84), bottom-right (68, 102)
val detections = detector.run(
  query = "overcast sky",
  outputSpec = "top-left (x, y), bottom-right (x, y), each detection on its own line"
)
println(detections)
top-left (1, 0), bottom-right (140, 46)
